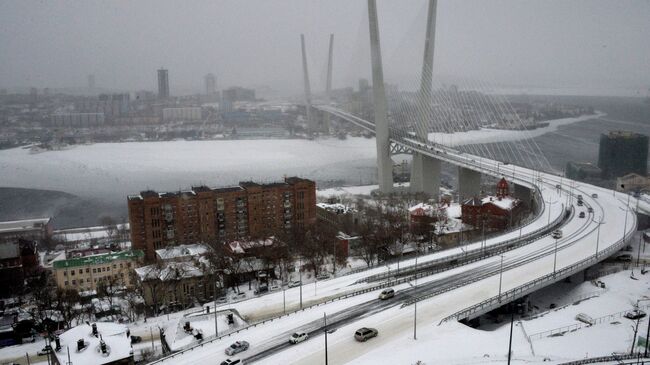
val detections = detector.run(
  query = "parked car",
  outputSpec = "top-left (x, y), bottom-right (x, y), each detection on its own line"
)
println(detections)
top-left (624, 309), bottom-right (647, 320)
top-left (354, 327), bottom-right (379, 342)
top-left (591, 193), bottom-right (598, 198)
top-left (577, 200), bottom-right (584, 206)
top-left (555, 184), bottom-right (562, 189)
top-left (316, 273), bottom-right (330, 281)
top-left (578, 212), bottom-right (585, 218)
top-left (21, 335), bottom-right (35, 343)
top-left (551, 230), bottom-right (561, 239)
top-left (587, 207), bottom-right (593, 213)
top-left (231, 292), bottom-right (247, 301)
top-left (254, 286), bottom-right (268, 295)
top-left (575, 313), bottom-right (594, 325)
top-left (378, 288), bottom-right (395, 300)
top-left (216, 296), bottom-right (228, 304)
top-left (577, 194), bottom-right (583, 201)
top-left (130, 335), bottom-right (142, 344)
top-left (225, 341), bottom-right (249, 356)
top-left (269, 284), bottom-right (281, 291)
top-left (288, 280), bottom-right (302, 288)
top-left (220, 359), bottom-right (241, 365)
top-left (37, 346), bottom-right (52, 356)
top-left (289, 332), bottom-right (308, 344)
top-left (616, 254), bottom-right (633, 262)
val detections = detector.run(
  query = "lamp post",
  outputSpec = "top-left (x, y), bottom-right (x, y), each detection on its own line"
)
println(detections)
top-left (323, 313), bottom-right (329, 365)
top-left (553, 237), bottom-right (559, 278)
top-left (414, 244), bottom-right (419, 340)
top-left (299, 257), bottom-right (303, 309)
top-left (498, 254), bottom-right (504, 302)
top-left (591, 216), bottom-right (605, 259)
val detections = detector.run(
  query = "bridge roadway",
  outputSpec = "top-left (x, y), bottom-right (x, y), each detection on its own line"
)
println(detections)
top-left (153, 107), bottom-right (636, 364)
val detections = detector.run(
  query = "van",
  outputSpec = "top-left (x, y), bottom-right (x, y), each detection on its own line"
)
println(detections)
top-left (354, 327), bottom-right (378, 342)
top-left (378, 288), bottom-right (395, 300)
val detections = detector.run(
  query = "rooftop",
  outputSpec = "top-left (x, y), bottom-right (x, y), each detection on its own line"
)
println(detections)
top-left (54, 322), bottom-right (132, 365)
top-left (0, 217), bottom-right (50, 234)
top-left (156, 243), bottom-right (209, 261)
top-left (53, 250), bottom-right (144, 270)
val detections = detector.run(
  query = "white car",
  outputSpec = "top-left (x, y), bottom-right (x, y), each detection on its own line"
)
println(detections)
top-left (288, 281), bottom-right (301, 288)
top-left (289, 332), bottom-right (308, 344)
top-left (552, 229), bottom-right (562, 239)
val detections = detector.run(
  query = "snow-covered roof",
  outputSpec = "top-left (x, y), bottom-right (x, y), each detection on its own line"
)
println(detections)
top-left (481, 195), bottom-right (518, 211)
top-left (156, 243), bottom-right (209, 261)
top-left (317, 203), bottom-right (354, 214)
top-left (0, 217), bottom-right (50, 234)
top-left (135, 260), bottom-right (209, 282)
top-left (54, 322), bottom-right (132, 365)
top-left (408, 203), bottom-right (434, 215)
top-left (227, 237), bottom-right (274, 255)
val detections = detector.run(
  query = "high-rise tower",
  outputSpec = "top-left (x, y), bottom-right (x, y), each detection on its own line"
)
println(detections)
top-left (157, 68), bottom-right (169, 99)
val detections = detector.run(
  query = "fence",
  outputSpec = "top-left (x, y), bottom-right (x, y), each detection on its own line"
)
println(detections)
top-left (527, 303), bottom-right (650, 341)
top-left (437, 228), bottom-right (634, 324)
top-left (558, 353), bottom-right (646, 365)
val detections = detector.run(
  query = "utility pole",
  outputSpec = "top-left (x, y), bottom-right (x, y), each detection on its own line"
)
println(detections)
top-left (592, 216), bottom-right (604, 259)
top-left (214, 279), bottom-right (219, 337)
top-left (498, 254), bottom-right (504, 302)
top-left (553, 237), bottom-right (559, 277)
top-left (299, 258), bottom-right (303, 309)
top-left (507, 309), bottom-right (515, 364)
top-left (324, 313), bottom-right (329, 365)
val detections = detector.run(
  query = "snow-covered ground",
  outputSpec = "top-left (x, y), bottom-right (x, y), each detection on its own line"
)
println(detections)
top-left (0, 138), bottom-right (378, 200)
top-left (427, 112), bottom-right (606, 147)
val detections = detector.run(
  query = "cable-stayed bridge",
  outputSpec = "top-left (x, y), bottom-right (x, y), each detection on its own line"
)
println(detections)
top-left (151, 1), bottom-right (642, 364)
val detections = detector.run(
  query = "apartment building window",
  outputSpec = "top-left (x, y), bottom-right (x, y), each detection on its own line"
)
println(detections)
top-left (72, 280), bottom-right (76, 285)
top-left (93, 268), bottom-right (96, 273)
top-left (64, 281), bottom-right (68, 286)
top-left (64, 271), bottom-right (67, 276)
top-left (71, 270), bottom-right (75, 276)
top-left (86, 268), bottom-right (90, 273)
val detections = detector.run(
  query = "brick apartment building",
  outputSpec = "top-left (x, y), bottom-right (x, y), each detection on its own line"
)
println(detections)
top-left (128, 177), bottom-right (316, 261)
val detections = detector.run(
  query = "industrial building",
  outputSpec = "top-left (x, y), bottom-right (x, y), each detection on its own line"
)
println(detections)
top-left (598, 131), bottom-right (648, 179)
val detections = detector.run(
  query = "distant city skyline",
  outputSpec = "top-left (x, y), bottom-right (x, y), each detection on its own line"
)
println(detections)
top-left (1, 0), bottom-right (649, 97)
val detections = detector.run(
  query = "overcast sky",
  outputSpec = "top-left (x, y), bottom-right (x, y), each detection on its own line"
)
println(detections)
top-left (1, 0), bottom-right (649, 96)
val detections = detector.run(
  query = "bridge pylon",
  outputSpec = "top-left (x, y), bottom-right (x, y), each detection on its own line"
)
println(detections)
top-left (323, 33), bottom-right (334, 134)
top-left (300, 34), bottom-right (316, 136)
top-left (368, 0), bottom-right (393, 193)
top-left (410, 0), bottom-right (441, 199)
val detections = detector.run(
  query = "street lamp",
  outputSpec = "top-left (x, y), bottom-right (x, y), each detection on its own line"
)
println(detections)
top-left (553, 237), bottom-right (559, 278)
top-left (498, 254), bottom-right (504, 302)
top-left (591, 216), bottom-right (605, 259)
top-left (324, 312), bottom-right (329, 365)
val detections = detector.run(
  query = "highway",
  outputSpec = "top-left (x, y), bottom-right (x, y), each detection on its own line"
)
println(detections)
top-left (151, 108), bottom-right (637, 365)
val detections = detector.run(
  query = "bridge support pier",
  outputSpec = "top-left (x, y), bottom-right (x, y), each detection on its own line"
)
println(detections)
top-left (458, 167), bottom-right (481, 200)
top-left (410, 153), bottom-right (441, 199)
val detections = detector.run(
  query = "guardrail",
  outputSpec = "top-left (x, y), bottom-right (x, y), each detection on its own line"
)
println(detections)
top-left (528, 303), bottom-right (650, 340)
top-left (437, 228), bottom-right (635, 324)
top-left (557, 353), bottom-right (646, 365)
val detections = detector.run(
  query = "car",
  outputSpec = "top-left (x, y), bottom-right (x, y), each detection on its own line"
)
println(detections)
top-left (591, 193), bottom-right (598, 198)
top-left (316, 274), bottom-right (330, 281)
top-left (578, 212), bottom-right (585, 218)
top-left (130, 335), bottom-right (142, 344)
top-left (378, 288), bottom-right (395, 300)
top-left (216, 296), bottom-right (228, 304)
top-left (289, 332), bottom-right (308, 344)
top-left (354, 327), bottom-right (379, 342)
top-left (577, 200), bottom-right (584, 206)
top-left (616, 254), bottom-right (633, 262)
top-left (587, 207), bottom-right (593, 213)
top-left (288, 280), bottom-right (302, 288)
top-left (225, 341), bottom-right (250, 356)
top-left (220, 359), bottom-right (241, 365)
top-left (552, 230), bottom-right (562, 239)
top-left (624, 309), bottom-right (647, 320)
top-left (575, 313), bottom-right (594, 325)
top-left (21, 335), bottom-right (35, 343)
top-left (269, 284), bottom-right (280, 291)
top-left (254, 286), bottom-right (268, 295)
top-left (37, 346), bottom-right (52, 356)
top-left (555, 184), bottom-right (562, 189)
top-left (577, 194), bottom-right (583, 201)
top-left (231, 292), bottom-right (246, 301)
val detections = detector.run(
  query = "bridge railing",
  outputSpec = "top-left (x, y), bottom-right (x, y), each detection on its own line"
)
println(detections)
top-left (527, 303), bottom-right (650, 341)
top-left (436, 230), bottom-right (634, 324)
top-left (557, 353), bottom-right (645, 365)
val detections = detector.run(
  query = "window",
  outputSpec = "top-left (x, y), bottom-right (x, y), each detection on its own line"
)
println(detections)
top-left (86, 268), bottom-right (90, 273)
top-left (64, 271), bottom-right (67, 276)
top-left (93, 268), bottom-right (96, 273)
top-left (64, 281), bottom-right (68, 286)
top-left (71, 270), bottom-right (75, 276)
top-left (72, 280), bottom-right (76, 285)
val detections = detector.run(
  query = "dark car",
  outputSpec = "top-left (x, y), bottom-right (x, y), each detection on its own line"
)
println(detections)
top-left (220, 359), bottom-right (241, 365)
top-left (130, 335), bottom-right (142, 344)
top-left (225, 341), bottom-right (249, 356)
